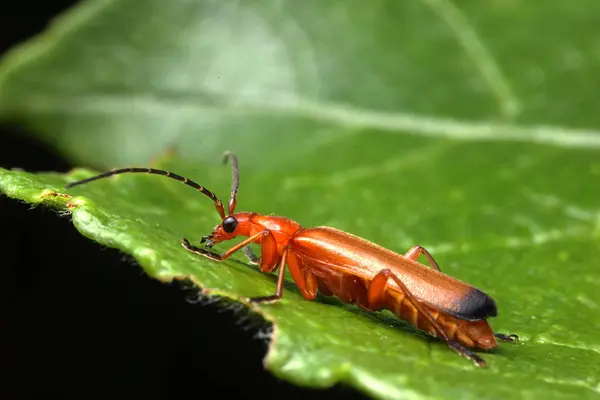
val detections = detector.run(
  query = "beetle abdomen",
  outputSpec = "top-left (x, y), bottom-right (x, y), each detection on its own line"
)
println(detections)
top-left (310, 272), bottom-right (498, 350)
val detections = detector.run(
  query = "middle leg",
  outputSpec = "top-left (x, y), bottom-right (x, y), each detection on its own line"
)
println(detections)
top-left (248, 246), bottom-right (290, 304)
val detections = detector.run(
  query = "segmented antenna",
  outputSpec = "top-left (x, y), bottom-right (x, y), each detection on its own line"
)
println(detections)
top-left (222, 151), bottom-right (239, 215)
top-left (65, 167), bottom-right (226, 219)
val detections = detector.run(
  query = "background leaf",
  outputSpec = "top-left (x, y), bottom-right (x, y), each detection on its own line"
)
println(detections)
top-left (1, 0), bottom-right (600, 399)
top-left (3, 0), bottom-right (600, 169)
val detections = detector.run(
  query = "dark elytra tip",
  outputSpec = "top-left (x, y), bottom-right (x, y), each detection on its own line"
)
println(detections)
top-left (453, 288), bottom-right (498, 321)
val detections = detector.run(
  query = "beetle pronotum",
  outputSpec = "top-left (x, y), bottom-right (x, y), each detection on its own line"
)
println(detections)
top-left (65, 151), bottom-right (518, 366)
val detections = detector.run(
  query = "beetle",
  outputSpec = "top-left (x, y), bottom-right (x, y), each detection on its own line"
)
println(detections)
top-left (65, 151), bottom-right (518, 366)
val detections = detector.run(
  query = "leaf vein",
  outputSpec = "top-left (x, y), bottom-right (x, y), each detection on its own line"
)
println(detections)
top-left (17, 93), bottom-right (600, 150)
top-left (420, 0), bottom-right (521, 118)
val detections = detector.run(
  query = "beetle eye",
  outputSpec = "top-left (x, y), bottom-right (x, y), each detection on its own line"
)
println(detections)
top-left (222, 216), bottom-right (238, 233)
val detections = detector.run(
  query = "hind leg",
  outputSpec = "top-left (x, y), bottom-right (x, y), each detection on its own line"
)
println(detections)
top-left (367, 269), bottom-right (487, 367)
top-left (495, 333), bottom-right (519, 342)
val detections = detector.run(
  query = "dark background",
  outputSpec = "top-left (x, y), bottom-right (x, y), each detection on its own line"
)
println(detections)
top-left (0, 2), bottom-right (365, 399)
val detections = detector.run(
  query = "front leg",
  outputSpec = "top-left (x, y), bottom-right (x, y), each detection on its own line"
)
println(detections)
top-left (181, 230), bottom-right (283, 301)
top-left (182, 231), bottom-right (279, 273)
top-left (180, 229), bottom-right (271, 266)
top-left (182, 236), bottom-right (262, 267)
top-left (181, 238), bottom-right (224, 261)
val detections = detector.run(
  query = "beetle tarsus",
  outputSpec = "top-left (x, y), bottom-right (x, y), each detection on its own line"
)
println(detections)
top-left (495, 333), bottom-right (519, 343)
top-left (448, 341), bottom-right (487, 367)
top-left (180, 237), bottom-right (222, 260)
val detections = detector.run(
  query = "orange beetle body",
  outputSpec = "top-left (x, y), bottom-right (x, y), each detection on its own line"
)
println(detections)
top-left (65, 152), bottom-right (517, 366)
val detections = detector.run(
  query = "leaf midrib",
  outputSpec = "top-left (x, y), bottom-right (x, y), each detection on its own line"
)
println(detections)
top-left (5, 91), bottom-right (600, 150)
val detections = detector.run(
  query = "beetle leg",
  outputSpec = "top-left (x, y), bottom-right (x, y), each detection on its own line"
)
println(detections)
top-left (249, 246), bottom-right (318, 303)
top-left (368, 269), bottom-right (487, 367)
top-left (242, 246), bottom-right (260, 265)
top-left (404, 245), bottom-right (441, 271)
top-left (247, 246), bottom-right (290, 304)
top-left (446, 341), bottom-right (486, 366)
top-left (494, 333), bottom-right (519, 342)
top-left (180, 230), bottom-right (268, 262)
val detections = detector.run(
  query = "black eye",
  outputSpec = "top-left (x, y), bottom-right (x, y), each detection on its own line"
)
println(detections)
top-left (222, 216), bottom-right (238, 233)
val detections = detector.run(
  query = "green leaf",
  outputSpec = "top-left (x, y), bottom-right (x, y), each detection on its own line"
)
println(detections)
top-left (4, 0), bottom-right (600, 170)
top-left (2, 0), bottom-right (600, 399)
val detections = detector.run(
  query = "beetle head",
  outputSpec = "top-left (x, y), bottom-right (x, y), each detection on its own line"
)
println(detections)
top-left (200, 212), bottom-right (253, 248)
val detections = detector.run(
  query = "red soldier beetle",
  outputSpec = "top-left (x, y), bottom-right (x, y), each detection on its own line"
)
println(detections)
top-left (65, 151), bottom-right (518, 367)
